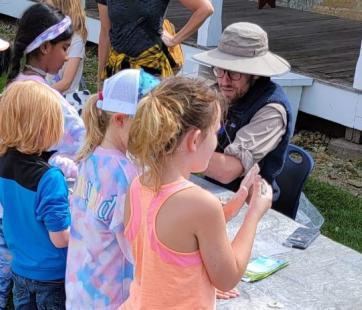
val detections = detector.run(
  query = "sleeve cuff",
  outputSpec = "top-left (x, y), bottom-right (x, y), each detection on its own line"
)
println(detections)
top-left (46, 216), bottom-right (70, 232)
top-left (224, 145), bottom-right (255, 176)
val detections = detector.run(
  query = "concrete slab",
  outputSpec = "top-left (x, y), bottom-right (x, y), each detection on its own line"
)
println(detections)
top-left (328, 138), bottom-right (362, 160)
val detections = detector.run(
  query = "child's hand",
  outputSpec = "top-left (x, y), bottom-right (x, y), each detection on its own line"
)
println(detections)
top-left (49, 155), bottom-right (78, 179)
top-left (222, 165), bottom-right (260, 221)
top-left (247, 176), bottom-right (272, 221)
top-left (216, 288), bottom-right (240, 299)
top-left (235, 164), bottom-right (260, 203)
top-left (239, 164), bottom-right (260, 192)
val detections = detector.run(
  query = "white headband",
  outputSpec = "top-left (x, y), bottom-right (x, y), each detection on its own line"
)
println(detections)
top-left (24, 16), bottom-right (72, 54)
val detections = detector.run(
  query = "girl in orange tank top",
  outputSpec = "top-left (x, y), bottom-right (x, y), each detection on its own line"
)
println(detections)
top-left (120, 77), bottom-right (273, 310)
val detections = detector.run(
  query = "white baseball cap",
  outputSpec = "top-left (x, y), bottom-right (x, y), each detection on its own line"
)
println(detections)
top-left (0, 38), bottom-right (9, 52)
top-left (97, 69), bottom-right (160, 115)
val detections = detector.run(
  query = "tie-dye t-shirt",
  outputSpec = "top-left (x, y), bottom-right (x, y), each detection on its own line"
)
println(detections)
top-left (14, 74), bottom-right (85, 156)
top-left (66, 146), bottom-right (137, 309)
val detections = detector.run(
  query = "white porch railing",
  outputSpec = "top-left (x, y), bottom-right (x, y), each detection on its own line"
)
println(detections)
top-left (353, 41), bottom-right (362, 91)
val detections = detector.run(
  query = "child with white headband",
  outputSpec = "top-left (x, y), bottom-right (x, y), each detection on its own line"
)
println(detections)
top-left (65, 69), bottom-right (160, 309)
top-left (0, 3), bottom-right (84, 308)
top-left (7, 2), bottom-right (85, 178)
top-left (45, 0), bottom-right (89, 114)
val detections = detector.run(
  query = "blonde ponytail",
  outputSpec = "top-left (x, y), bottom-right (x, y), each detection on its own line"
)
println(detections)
top-left (49, 0), bottom-right (88, 41)
top-left (128, 76), bottom-right (220, 192)
top-left (77, 94), bottom-right (111, 161)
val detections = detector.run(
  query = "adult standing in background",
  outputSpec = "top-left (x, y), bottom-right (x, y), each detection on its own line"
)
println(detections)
top-left (96, 0), bottom-right (214, 89)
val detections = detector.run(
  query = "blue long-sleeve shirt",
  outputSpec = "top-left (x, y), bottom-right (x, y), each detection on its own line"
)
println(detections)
top-left (0, 149), bottom-right (70, 281)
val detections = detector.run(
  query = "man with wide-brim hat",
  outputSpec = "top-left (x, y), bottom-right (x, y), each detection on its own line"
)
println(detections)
top-left (193, 22), bottom-right (292, 198)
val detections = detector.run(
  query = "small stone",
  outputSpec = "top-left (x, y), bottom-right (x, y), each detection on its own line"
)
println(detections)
top-left (292, 135), bottom-right (301, 145)
top-left (268, 301), bottom-right (284, 309)
top-left (347, 167), bottom-right (358, 176)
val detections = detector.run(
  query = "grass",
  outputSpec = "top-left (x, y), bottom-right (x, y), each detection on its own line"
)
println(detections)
top-left (304, 177), bottom-right (362, 253)
top-left (0, 75), bottom-right (6, 90)
top-left (83, 43), bottom-right (98, 93)
top-left (356, 160), bottom-right (362, 170)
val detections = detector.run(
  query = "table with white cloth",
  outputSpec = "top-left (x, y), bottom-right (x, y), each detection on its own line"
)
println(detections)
top-left (190, 175), bottom-right (362, 310)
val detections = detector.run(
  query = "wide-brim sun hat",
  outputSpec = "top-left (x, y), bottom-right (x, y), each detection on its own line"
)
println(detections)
top-left (193, 22), bottom-right (290, 77)
top-left (0, 38), bottom-right (9, 52)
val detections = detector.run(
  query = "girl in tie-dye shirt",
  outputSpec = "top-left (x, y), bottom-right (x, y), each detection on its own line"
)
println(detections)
top-left (66, 69), bottom-right (159, 309)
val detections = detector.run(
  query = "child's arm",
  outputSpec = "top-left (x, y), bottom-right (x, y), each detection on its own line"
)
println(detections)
top-left (49, 229), bottom-right (70, 248)
top-left (114, 232), bottom-right (133, 263)
top-left (222, 187), bottom-right (248, 222)
top-left (36, 168), bottom-right (71, 249)
top-left (51, 58), bottom-right (82, 93)
top-left (222, 164), bottom-right (259, 221)
top-left (51, 34), bottom-right (85, 94)
top-left (195, 177), bottom-right (272, 291)
top-left (48, 154), bottom-right (78, 179)
top-left (51, 94), bottom-right (85, 157)
top-left (110, 191), bottom-right (134, 263)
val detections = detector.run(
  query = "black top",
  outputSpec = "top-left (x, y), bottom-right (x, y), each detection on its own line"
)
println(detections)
top-left (0, 149), bottom-right (53, 191)
top-left (96, 0), bottom-right (169, 57)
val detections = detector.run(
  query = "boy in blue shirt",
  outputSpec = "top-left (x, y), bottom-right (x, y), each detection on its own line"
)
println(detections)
top-left (0, 37), bottom-right (11, 310)
top-left (0, 81), bottom-right (70, 309)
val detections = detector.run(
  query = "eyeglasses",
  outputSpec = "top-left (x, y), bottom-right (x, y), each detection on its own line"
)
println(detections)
top-left (212, 67), bottom-right (242, 81)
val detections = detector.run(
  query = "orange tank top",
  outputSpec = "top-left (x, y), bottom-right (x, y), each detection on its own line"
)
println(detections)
top-left (120, 177), bottom-right (216, 310)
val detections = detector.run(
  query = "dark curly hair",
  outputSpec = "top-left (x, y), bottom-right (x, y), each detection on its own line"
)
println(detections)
top-left (7, 2), bottom-right (73, 83)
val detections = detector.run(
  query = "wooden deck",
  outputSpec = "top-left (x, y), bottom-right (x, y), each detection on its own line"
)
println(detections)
top-left (86, 0), bottom-right (362, 88)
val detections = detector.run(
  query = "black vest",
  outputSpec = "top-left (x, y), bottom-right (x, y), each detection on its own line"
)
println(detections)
top-left (208, 77), bottom-right (293, 197)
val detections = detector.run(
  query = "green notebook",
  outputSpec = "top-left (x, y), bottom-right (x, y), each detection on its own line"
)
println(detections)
top-left (241, 256), bottom-right (288, 282)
